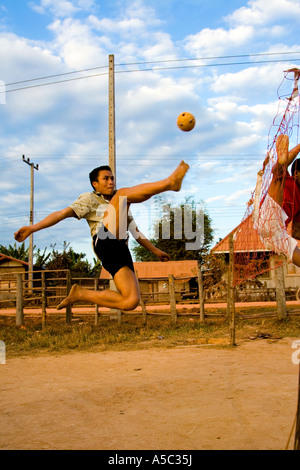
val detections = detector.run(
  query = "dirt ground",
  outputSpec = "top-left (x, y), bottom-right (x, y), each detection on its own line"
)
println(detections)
top-left (1, 337), bottom-right (299, 451)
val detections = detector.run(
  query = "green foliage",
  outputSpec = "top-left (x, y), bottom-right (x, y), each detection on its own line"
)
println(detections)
top-left (0, 241), bottom-right (101, 277)
top-left (34, 247), bottom-right (51, 268)
top-left (45, 242), bottom-right (94, 277)
top-left (0, 242), bottom-right (29, 262)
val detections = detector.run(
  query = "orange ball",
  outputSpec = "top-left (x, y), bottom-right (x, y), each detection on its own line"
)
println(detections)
top-left (177, 112), bottom-right (196, 132)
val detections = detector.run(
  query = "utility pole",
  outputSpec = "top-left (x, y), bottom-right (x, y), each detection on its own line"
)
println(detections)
top-left (108, 54), bottom-right (116, 180)
top-left (108, 54), bottom-right (121, 321)
top-left (22, 155), bottom-right (39, 290)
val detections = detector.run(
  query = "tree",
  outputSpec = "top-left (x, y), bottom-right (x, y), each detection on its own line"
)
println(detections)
top-left (132, 196), bottom-right (214, 262)
top-left (45, 242), bottom-right (93, 277)
top-left (34, 247), bottom-right (51, 268)
top-left (0, 242), bottom-right (29, 262)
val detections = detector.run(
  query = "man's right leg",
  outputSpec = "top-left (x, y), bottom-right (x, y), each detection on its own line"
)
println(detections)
top-left (103, 160), bottom-right (189, 238)
top-left (57, 266), bottom-right (140, 311)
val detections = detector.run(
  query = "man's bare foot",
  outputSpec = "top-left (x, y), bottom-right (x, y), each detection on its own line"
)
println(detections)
top-left (276, 134), bottom-right (289, 165)
top-left (168, 160), bottom-right (189, 191)
top-left (57, 284), bottom-right (81, 310)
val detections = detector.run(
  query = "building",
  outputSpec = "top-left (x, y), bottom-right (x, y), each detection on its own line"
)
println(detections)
top-left (211, 214), bottom-right (300, 295)
top-left (100, 260), bottom-right (199, 303)
top-left (0, 254), bottom-right (29, 306)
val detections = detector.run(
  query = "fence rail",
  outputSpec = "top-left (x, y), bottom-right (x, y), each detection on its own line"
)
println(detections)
top-left (0, 268), bottom-right (297, 327)
top-left (0, 269), bottom-right (210, 327)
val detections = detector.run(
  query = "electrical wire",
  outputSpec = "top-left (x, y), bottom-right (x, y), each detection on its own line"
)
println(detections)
top-left (1, 52), bottom-right (300, 94)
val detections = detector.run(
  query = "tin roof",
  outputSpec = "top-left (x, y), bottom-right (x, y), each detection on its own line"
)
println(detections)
top-left (100, 260), bottom-right (198, 280)
top-left (0, 254), bottom-right (29, 266)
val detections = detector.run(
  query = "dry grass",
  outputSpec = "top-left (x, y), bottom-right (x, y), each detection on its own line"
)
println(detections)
top-left (1, 305), bottom-right (300, 358)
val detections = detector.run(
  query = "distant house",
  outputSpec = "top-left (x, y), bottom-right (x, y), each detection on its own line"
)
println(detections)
top-left (211, 214), bottom-right (300, 292)
top-left (100, 260), bottom-right (199, 303)
top-left (0, 253), bottom-right (28, 281)
top-left (0, 254), bottom-right (29, 305)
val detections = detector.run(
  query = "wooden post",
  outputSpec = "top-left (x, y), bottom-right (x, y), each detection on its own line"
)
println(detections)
top-left (140, 296), bottom-right (147, 326)
top-left (197, 264), bottom-right (205, 323)
top-left (274, 257), bottom-right (287, 320)
top-left (229, 234), bottom-right (236, 346)
top-left (169, 274), bottom-right (177, 324)
top-left (66, 270), bottom-right (72, 324)
top-left (135, 270), bottom-right (147, 325)
top-left (294, 363), bottom-right (300, 450)
top-left (22, 155), bottom-right (39, 291)
top-left (109, 54), bottom-right (116, 180)
top-left (41, 271), bottom-right (46, 328)
top-left (109, 278), bottom-right (122, 325)
top-left (16, 273), bottom-right (24, 327)
top-left (94, 277), bottom-right (99, 325)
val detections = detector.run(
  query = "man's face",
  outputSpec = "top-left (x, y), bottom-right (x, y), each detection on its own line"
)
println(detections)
top-left (93, 170), bottom-right (115, 197)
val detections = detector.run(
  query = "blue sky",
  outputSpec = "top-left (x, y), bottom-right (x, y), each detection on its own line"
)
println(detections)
top-left (1, 0), bottom-right (300, 264)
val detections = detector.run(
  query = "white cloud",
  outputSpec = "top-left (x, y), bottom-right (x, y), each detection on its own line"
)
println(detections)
top-left (183, 25), bottom-right (255, 57)
top-left (0, 32), bottom-right (62, 82)
top-left (225, 0), bottom-right (300, 27)
top-left (1, 0), bottom-right (300, 259)
top-left (30, 0), bottom-right (96, 18)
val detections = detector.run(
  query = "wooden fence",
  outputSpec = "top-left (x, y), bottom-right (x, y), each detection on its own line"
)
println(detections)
top-left (0, 266), bottom-right (296, 329)
top-left (0, 270), bottom-right (101, 327)
top-left (0, 270), bottom-right (206, 327)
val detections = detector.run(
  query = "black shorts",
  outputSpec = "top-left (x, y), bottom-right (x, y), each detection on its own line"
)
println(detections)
top-left (93, 226), bottom-right (134, 278)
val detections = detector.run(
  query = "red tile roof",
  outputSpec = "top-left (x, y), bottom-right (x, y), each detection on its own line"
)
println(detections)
top-left (212, 214), bottom-right (266, 253)
top-left (212, 213), bottom-right (300, 254)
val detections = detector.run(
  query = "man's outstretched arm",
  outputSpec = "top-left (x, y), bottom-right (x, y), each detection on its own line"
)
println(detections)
top-left (14, 207), bottom-right (76, 242)
top-left (128, 221), bottom-right (171, 262)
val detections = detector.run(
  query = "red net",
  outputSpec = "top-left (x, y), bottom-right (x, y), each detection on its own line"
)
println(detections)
top-left (216, 69), bottom-right (300, 287)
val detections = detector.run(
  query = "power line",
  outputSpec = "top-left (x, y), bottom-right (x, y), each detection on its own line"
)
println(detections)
top-left (116, 51), bottom-right (300, 67)
top-left (1, 52), bottom-right (300, 95)
top-left (2, 51), bottom-right (300, 88)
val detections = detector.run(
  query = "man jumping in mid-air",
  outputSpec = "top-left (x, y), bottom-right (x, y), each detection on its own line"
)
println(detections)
top-left (254, 134), bottom-right (300, 266)
top-left (14, 161), bottom-right (189, 310)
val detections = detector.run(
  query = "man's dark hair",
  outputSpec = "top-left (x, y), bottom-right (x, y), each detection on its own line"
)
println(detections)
top-left (89, 166), bottom-right (112, 189)
top-left (291, 158), bottom-right (300, 176)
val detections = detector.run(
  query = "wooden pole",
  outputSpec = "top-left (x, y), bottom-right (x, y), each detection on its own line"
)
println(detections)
top-left (169, 274), bottom-right (177, 324)
top-left (16, 273), bottom-right (24, 327)
top-left (108, 54), bottom-right (116, 179)
top-left (66, 270), bottom-right (72, 324)
top-left (94, 277), bottom-right (99, 325)
top-left (274, 256), bottom-right (287, 320)
top-left (108, 55), bottom-right (123, 323)
top-left (22, 156), bottom-right (39, 291)
top-left (197, 264), bottom-right (205, 323)
top-left (41, 271), bottom-right (46, 328)
top-left (294, 363), bottom-right (300, 450)
top-left (140, 296), bottom-right (147, 326)
top-left (109, 278), bottom-right (122, 325)
top-left (135, 270), bottom-right (147, 325)
top-left (229, 233), bottom-right (236, 346)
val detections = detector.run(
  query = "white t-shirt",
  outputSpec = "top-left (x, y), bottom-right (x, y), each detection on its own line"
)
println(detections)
top-left (69, 192), bottom-right (134, 238)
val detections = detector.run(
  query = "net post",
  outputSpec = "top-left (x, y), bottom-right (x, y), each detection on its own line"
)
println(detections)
top-left (229, 233), bottom-right (236, 346)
